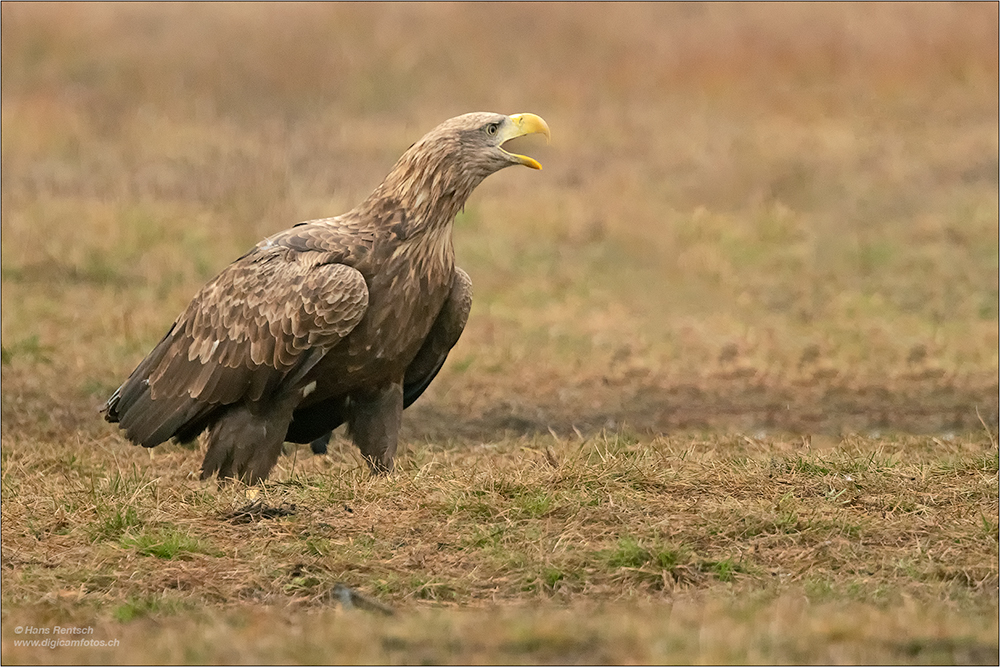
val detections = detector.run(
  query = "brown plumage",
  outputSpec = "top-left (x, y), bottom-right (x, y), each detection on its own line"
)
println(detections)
top-left (104, 112), bottom-right (550, 482)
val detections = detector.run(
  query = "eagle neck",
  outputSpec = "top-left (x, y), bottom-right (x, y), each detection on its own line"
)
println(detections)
top-left (360, 138), bottom-right (486, 238)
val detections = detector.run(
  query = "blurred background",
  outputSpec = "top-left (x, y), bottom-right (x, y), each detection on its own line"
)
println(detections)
top-left (2, 3), bottom-right (997, 441)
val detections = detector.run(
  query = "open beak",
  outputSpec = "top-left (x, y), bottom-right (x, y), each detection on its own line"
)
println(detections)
top-left (499, 113), bottom-right (551, 170)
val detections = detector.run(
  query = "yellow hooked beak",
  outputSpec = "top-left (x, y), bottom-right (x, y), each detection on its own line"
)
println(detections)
top-left (499, 113), bottom-right (551, 170)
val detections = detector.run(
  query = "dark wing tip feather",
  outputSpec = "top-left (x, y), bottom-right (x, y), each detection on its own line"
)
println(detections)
top-left (103, 387), bottom-right (122, 422)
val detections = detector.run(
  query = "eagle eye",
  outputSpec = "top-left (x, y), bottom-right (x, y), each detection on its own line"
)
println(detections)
top-left (485, 122), bottom-right (500, 137)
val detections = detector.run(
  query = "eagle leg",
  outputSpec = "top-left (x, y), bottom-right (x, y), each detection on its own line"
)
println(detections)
top-left (200, 393), bottom-right (300, 484)
top-left (347, 382), bottom-right (404, 474)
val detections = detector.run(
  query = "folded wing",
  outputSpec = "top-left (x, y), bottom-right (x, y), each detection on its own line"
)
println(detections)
top-left (104, 248), bottom-right (369, 447)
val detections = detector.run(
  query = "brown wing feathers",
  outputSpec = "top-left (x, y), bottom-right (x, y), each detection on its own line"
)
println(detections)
top-left (106, 249), bottom-right (368, 447)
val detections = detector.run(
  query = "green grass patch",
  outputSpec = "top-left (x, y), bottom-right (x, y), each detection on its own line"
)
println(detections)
top-left (604, 536), bottom-right (683, 571)
top-left (89, 505), bottom-right (143, 542)
top-left (113, 594), bottom-right (190, 622)
top-left (120, 526), bottom-right (220, 560)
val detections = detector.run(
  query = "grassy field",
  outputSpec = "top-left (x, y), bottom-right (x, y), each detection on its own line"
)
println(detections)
top-left (2, 3), bottom-right (998, 664)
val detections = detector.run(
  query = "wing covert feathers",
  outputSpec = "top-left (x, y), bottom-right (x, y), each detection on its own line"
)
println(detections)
top-left (105, 252), bottom-right (368, 447)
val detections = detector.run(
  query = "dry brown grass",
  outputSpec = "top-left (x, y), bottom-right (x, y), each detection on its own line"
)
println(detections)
top-left (2, 428), bottom-right (997, 663)
top-left (2, 3), bottom-right (998, 664)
